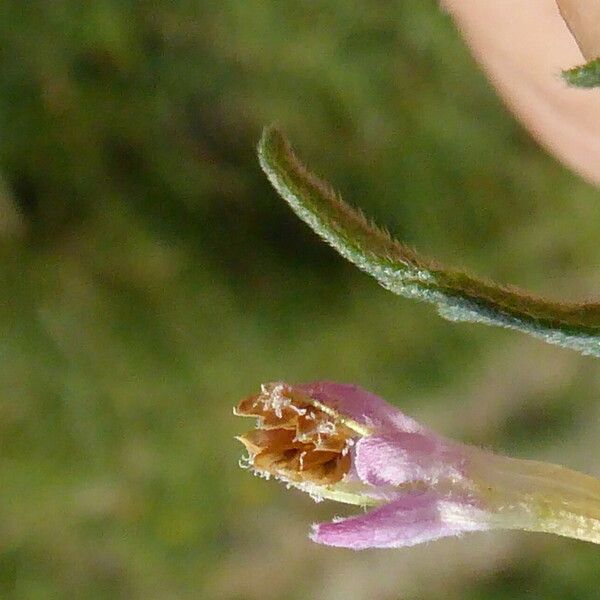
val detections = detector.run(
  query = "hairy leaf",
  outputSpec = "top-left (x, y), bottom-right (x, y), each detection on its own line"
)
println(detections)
top-left (259, 126), bottom-right (600, 357)
top-left (562, 58), bottom-right (600, 88)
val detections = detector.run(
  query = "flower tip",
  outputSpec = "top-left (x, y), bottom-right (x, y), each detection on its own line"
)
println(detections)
top-left (234, 434), bottom-right (255, 453)
top-left (308, 516), bottom-right (371, 550)
top-left (308, 522), bottom-right (320, 543)
top-left (309, 520), bottom-right (348, 548)
top-left (233, 383), bottom-right (355, 485)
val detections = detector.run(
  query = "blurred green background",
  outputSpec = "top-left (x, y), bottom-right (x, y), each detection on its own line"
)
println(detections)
top-left (1, 1), bottom-right (600, 598)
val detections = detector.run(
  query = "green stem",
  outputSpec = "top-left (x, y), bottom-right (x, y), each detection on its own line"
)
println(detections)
top-left (469, 450), bottom-right (600, 544)
top-left (258, 125), bottom-right (600, 357)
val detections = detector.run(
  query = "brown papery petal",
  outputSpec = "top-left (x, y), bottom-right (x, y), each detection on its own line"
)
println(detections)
top-left (235, 384), bottom-right (356, 485)
top-left (236, 428), bottom-right (298, 455)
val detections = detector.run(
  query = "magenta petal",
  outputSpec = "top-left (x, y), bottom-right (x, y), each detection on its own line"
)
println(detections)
top-left (310, 491), bottom-right (488, 550)
top-left (355, 434), bottom-right (465, 487)
top-left (297, 381), bottom-right (426, 433)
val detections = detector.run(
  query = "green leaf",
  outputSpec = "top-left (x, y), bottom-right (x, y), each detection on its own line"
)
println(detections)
top-left (258, 125), bottom-right (600, 357)
top-left (562, 58), bottom-right (600, 88)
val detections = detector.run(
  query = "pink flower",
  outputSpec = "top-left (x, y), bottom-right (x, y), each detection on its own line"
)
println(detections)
top-left (236, 381), bottom-right (600, 550)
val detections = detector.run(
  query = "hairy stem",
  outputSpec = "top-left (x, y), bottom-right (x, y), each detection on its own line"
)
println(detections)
top-left (258, 126), bottom-right (600, 357)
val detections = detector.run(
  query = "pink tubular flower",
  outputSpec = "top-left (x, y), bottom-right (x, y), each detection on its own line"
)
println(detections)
top-left (235, 381), bottom-right (600, 550)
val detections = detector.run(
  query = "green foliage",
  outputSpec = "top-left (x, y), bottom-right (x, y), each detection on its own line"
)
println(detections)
top-left (562, 58), bottom-right (600, 88)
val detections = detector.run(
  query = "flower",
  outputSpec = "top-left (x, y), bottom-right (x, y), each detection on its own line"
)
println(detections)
top-left (235, 381), bottom-right (600, 549)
